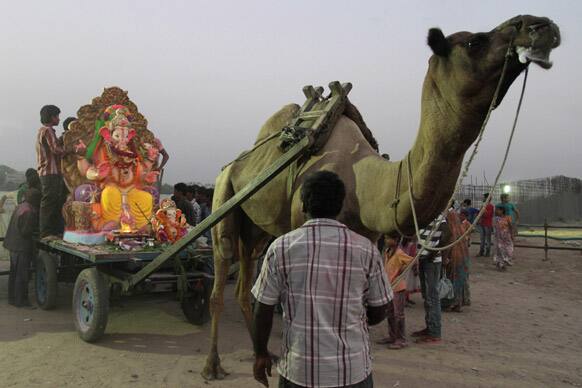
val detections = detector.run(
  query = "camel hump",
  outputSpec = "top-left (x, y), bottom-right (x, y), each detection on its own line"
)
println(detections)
top-left (343, 98), bottom-right (379, 152)
top-left (255, 103), bottom-right (300, 144)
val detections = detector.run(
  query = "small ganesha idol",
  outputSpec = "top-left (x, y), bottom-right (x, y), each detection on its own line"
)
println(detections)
top-left (152, 199), bottom-right (188, 243)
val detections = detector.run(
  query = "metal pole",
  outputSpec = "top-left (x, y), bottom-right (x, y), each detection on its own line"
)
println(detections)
top-left (543, 218), bottom-right (549, 261)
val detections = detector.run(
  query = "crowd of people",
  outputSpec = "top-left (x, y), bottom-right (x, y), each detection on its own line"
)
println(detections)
top-left (171, 182), bottom-right (214, 242)
top-left (461, 193), bottom-right (520, 270)
top-left (368, 192), bottom-right (521, 354)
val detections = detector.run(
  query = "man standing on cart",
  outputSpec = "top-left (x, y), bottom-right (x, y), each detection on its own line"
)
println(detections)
top-left (35, 105), bottom-right (67, 238)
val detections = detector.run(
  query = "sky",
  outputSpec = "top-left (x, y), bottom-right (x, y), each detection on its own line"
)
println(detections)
top-left (0, 0), bottom-right (580, 185)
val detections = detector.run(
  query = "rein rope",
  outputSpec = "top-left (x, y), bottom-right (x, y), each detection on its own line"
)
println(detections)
top-left (222, 131), bottom-right (282, 170)
top-left (390, 38), bottom-right (530, 287)
top-left (391, 35), bottom-right (525, 252)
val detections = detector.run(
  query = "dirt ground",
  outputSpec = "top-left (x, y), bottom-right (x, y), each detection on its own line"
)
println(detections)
top-left (1, 239), bottom-right (581, 388)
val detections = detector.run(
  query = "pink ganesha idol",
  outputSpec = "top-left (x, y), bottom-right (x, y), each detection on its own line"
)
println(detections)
top-left (151, 199), bottom-right (188, 243)
top-left (75, 105), bottom-right (159, 232)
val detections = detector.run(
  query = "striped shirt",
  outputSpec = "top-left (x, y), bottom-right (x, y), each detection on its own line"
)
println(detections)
top-left (417, 215), bottom-right (448, 263)
top-left (252, 218), bottom-right (392, 388)
top-left (36, 125), bottom-right (64, 176)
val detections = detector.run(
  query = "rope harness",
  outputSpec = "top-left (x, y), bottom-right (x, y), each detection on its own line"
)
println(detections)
top-left (390, 33), bottom-right (531, 288)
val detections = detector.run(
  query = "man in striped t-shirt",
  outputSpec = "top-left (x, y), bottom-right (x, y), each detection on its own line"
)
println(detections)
top-left (252, 171), bottom-right (392, 388)
top-left (36, 105), bottom-right (68, 237)
top-left (411, 213), bottom-right (451, 344)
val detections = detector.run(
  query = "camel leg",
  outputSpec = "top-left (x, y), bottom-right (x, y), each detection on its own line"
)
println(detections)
top-left (202, 172), bottom-right (239, 380)
top-left (237, 215), bottom-right (270, 332)
top-left (201, 251), bottom-right (230, 380)
top-left (235, 241), bottom-right (257, 336)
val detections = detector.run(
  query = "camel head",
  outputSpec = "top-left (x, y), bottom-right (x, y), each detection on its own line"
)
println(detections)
top-left (426, 15), bottom-right (560, 113)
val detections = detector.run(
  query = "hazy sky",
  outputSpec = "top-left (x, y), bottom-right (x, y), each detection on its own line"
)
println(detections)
top-left (0, 0), bottom-right (579, 185)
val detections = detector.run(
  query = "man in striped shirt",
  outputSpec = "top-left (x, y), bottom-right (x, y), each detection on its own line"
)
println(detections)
top-left (411, 213), bottom-right (451, 344)
top-left (252, 171), bottom-right (392, 388)
top-left (36, 105), bottom-right (67, 237)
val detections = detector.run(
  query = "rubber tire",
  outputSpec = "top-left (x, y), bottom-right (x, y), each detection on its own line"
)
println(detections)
top-left (73, 268), bottom-right (110, 343)
top-left (35, 251), bottom-right (58, 310)
top-left (181, 279), bottom-right (211, 326)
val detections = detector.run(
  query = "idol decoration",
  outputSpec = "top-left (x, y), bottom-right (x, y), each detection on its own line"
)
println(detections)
top-left (151, 199), bottom-right (188, 243)
top-left (61, 87), bottom-right (163, 245)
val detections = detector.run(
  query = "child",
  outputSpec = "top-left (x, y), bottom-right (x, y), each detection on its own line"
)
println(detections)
top-left (377, 235), bottom-right (414, 349)
top-left (493, 205), bottom-right (514, 271)
top-left (3, 189), bottom-right (40, 307)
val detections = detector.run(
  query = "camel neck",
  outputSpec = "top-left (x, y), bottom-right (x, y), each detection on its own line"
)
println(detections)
top-left (404, 75), bottom-right (488, 226)
top-left (354, 75), bottom-right (488, 236)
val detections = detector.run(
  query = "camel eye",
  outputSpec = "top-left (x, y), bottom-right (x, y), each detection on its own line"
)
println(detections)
top-left (466, 35), bottom-right (489, 52)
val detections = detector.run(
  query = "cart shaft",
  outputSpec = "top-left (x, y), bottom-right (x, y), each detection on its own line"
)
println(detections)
top-left (122, 134), bottom-right (313, 290)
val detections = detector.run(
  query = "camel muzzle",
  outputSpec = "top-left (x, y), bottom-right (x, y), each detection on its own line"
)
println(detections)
top-left (514, 19), bottom-right (560, 69)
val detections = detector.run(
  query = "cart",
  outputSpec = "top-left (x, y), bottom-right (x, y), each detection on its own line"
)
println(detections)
top-left (33, 81), bottom-right (353, 343)
top-left (35, 238), bottom-right (214, 342)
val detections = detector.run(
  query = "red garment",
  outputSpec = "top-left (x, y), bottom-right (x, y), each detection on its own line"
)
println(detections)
top-left (479, 203), bottom-right (494, 227)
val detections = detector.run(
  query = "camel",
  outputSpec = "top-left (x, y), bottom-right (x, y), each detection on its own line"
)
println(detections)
top-left (202, 15), bottom-right (560, 379)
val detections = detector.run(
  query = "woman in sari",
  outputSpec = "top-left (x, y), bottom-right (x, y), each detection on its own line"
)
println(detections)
top-left (442, 210), bottom-right (471, 312)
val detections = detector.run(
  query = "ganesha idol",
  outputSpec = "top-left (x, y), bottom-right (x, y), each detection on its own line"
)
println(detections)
top-left (62, 98), bottom-right (162, 245)
top-left (151, 199), bottom-right (188, 243)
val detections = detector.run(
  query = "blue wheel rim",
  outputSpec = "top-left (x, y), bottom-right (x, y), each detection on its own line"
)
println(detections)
top-left (77, 280), bottom-right (95, 331)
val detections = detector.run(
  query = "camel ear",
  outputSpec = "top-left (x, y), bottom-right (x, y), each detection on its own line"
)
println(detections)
top-left (427, 28), bottom-right (451, 57)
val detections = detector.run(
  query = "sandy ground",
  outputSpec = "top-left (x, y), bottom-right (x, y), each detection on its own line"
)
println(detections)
top-left (1, 239), bottom-right (582, 388)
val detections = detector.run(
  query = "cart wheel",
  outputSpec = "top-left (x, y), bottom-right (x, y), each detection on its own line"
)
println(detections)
top-left (73, 268), bottom-right (109, 342)
top-left (35, 251), bottom-right (58, 310)
top-left (181, 279), bottom-right (211, 325)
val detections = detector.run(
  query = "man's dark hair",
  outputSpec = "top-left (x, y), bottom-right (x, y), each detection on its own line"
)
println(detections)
top-left (463, 199), bottom-right (472, 206)
top-left (40, 105), bottom-right (61, 125)
top-left (483, 193), bottom-right (489, 198)
top-left (25, 168), bottom-right (41, 189)
top-left (174, 182), bottom-right (188, 195)
top-left (195, 187), bottom-right (211, 200)
top-left (25, 188), bottom-right (42, 208)
top-left (301, 171), bottom-right (346, 219)
top-left (63, 116), bottom-right (76, 131)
